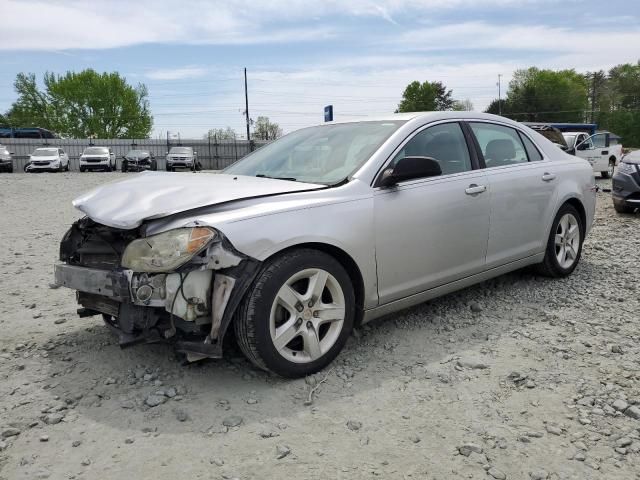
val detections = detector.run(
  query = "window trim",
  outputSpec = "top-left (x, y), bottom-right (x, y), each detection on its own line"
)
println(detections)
top-left (517, 130), bottom-right (543, 162)
top-left (372, 120), bottom-right (480, 188)
top-left (465, 120), bottom-right (549, 169)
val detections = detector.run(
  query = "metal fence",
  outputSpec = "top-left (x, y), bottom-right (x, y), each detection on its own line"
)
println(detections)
top-left (0, 137), bottom-right (270, 172)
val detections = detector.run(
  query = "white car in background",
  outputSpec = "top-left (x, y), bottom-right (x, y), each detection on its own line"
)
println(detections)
top-left (563, 131), bottom-right (623, 178)
top-left (79, 146), bottom-right (116, 172)
top-left (166, 146), bottom-right (199, 171)
top-left (25, 147), bottom-right (69, 172)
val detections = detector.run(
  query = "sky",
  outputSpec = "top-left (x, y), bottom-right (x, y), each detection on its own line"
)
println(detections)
top-left (1, 0), bottom-right (639, 139)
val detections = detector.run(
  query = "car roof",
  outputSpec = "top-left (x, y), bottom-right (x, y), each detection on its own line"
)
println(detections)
top-left (326, 111), bottom-right (508, 123)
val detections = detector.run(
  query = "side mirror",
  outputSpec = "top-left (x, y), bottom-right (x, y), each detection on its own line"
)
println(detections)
top-left (576, 141), bottom-right (590, 151)
top-left (379, 156), bottom-right (442, 187)
top-left (9, 152), bottom-right (14, 155)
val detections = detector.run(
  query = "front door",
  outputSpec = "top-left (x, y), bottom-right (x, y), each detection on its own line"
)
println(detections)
top-left (374, 121), bottom-right (490, 304)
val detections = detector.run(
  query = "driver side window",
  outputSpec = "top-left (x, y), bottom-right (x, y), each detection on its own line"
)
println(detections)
top-left (391, 122), bottom-right (472, 176)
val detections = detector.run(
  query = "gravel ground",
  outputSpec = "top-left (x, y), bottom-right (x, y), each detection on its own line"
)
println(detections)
top-left (0, 171), bottom-right (639, 480)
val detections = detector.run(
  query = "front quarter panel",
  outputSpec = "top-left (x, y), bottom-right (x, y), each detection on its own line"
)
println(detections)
top-left (146, 180), bottom-right (379, 309)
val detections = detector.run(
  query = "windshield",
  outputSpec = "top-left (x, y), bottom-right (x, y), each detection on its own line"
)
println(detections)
top-left (169, 147), bottom-right (191, 154)
top-left (126, 150), bottom-right (149, 157)
top-left (563, 135), bottom-right (576, 148)
top-left (225, 121), bottom-right (406, 184)
top-left (83, 147), bottom-right (109, 155)
top-left (32, 148), bottom-right (58, 156)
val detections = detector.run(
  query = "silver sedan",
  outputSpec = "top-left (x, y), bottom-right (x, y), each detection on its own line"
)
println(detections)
top-left (55, 112), bottom-right (596, 377)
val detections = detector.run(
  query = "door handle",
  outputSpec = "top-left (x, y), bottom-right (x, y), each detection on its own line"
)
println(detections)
top-left (541, 172), bottom-right (556, 182)
top-left (465, 184), bottom-right (486, 195)
top-left (601, 150), bottom-right (608, 155)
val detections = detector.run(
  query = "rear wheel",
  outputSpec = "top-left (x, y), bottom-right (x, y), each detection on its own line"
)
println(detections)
top-left (234, 249), bottom-right (355, 378)
top-left (535, 204), bottom-right (583, 277)
top-left (150, 159), bottom-right (157, 171)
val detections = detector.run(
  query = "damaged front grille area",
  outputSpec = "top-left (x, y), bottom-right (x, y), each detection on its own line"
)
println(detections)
top-left (60, 217), bottom-right (139, 269)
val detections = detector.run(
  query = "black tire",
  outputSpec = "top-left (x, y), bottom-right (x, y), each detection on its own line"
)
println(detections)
top-left (8, 166), bottom-right (13, 173)
top-left (166, 165), bottom-right (173, 172)
top-left (121, 161), bottom-right (128, 173)
top-left (600, 170), bottom-right (610, 179)
top-left (234, 248), bottom-right (355, 378)
top-left (535, 203), bottom-right (584, 278)
top-left (613, 202), bottom-right (635, 214)
top-left (150, 160), bottom-right (157, 171)
top-left (80, 166), bottom-right (86, 172)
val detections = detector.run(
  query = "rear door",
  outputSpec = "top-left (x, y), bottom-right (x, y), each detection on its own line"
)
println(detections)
top-left (467, 121), bottom-right (559, 268)
top-left (374, 121), bottom-right (490, 304)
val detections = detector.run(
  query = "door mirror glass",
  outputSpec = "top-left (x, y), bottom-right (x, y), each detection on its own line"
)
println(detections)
top-left (380, 156), bottom-right (442, 187)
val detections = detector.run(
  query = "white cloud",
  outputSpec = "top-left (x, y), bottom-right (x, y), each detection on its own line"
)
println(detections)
top-left (1, 0), bottom-right (548, 51)
top-left (394, 22), bottom-right (640, 71)
top-left (145, 66), bottom-right (208, 81)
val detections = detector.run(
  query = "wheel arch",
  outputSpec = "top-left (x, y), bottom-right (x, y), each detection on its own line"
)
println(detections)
top-left (563, 197), bottom-right (586, 234)
top-left (261, 242), bottom-right (366, 326)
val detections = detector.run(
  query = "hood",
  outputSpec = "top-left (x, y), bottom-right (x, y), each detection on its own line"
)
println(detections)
top-left (30, 155), bottom-right (59, 161)
top-left (72, 172), bottom-right (325, 230)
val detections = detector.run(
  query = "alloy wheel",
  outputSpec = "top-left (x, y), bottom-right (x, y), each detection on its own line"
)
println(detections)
top-left (555, 213), bottom-right (580, 269)
top-left (269, 268), bottom-right (346, 363)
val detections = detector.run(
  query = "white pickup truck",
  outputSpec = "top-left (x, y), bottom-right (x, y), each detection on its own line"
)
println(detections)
top-left (563, 131), bottom-right (623, 178)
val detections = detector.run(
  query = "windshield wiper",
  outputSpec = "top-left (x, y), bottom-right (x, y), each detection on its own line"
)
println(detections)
top-left (255, 174), bottom-right (297, 181)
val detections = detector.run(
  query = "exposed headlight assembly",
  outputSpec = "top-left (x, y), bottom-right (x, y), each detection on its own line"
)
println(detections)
top-left (121, 227), bottom-right (217, 272)
top-left (618, 162), bottom-right (637, 174)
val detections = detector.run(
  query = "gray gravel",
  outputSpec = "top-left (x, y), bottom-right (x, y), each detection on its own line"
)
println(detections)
top-left (0, 172), bottom-right (638, 479)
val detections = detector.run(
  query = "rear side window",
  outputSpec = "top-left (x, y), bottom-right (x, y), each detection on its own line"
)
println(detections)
top-left (470, 123), bottom-right (528, 168)
top-left (518, 132), bottom-right (543, 161)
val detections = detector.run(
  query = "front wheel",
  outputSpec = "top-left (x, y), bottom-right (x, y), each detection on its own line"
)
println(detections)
top-left (535, 204), bottom-right (583, 277)
top-left (234, 249), bottom-right (355, 378)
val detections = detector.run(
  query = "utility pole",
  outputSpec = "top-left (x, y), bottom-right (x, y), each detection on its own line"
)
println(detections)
top-left (244, 68), bottom-right (251, 148)
top-left (590, 72), bottom-right (597, 124)
top-left (497, 74), bottom-right (502, 115)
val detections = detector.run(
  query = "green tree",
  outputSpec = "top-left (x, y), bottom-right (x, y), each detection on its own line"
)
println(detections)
top-left (592, 62), bottom-right (640, 147)
top-left (484, 98), bottom-right (508, 116)
top-left (204, 127), bottom-right (237, 140)
top-left (396, 80), bottom-right (454, 112)
top-left (493, 67), bottom-right (589, 122)
top-left (3, 69), bottom-right (152, 138)
top-left (452, 99), bottom-right (474, 111)
top-left (252, 116), bottom-right (282, 140)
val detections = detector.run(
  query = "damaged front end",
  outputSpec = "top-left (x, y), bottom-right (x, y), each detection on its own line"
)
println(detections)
top-left (54, 217), bottom-right (260, 361)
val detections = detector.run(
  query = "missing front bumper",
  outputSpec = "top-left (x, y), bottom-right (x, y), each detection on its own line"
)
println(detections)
top-left (54, 263), bottom-right (132, 302)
